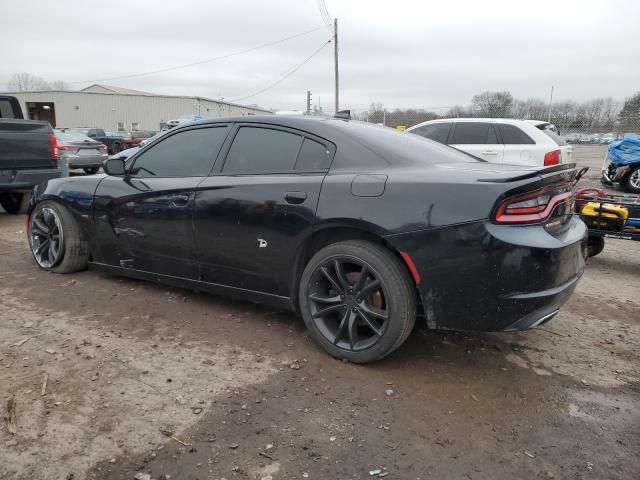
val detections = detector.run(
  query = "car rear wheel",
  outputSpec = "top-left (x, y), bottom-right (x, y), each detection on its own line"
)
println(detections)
top-left (299, 240), bottom-right (417, 363)
top-left (0, 192), bottom-right (30, 214)
top-left (586, 236), bottom-right (605, 257)
top-left (83, 167), bottom-right (100, 175)
top-left (111, 143), bottom-right (122, 154)
top-left (625, 166), bottom-right (640, 194)
top-left (28, 201), bottom-right (89, 273)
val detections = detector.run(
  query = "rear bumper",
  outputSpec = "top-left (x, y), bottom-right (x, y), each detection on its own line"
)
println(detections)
top-left (385, 217), bottom-right (587, 332)
top-left (64, 154), bottom-right (108, 168)
top-left (0, 167), bottom-right (63, 192)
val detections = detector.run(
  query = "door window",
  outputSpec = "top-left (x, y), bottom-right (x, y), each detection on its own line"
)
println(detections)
top-left (450, 123), bottom-right (498, 144)
top-left (498, 124), bottom-right (535, 144)
top-left (410, 123), bottom-right (451, 144)
top-left (294, 138), bottom-right (332, 171)
top-left (130, 126), bottom-right (228, 177)
top-left (222, 127), bottom-right (303, 174)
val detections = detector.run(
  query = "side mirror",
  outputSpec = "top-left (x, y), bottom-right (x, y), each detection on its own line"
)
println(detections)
top-left (103, 157), bottom-right (126, 176)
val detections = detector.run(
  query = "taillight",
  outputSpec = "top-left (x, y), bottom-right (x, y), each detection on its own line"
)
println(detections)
top-left (49, 132), bottom-right (59, 158)
top-left (98, 144), bottom-right (108, 153)
top-left (57, 144), bottom-right (71, 151)
top-left (544, 149), bottom-right (561, 166)
top-left (494, 188), bottom-right (573, 224)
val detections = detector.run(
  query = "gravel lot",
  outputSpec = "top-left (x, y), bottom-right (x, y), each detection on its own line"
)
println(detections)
top-left (1, 145), bottom-right (638, 480)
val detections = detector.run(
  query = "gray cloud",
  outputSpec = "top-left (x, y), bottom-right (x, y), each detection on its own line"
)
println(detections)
top-left (2, 0), bottom-right (639, 112)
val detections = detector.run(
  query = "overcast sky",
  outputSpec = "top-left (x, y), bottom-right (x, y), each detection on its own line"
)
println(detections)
top-left (2, 0), bottom-right (639, 113)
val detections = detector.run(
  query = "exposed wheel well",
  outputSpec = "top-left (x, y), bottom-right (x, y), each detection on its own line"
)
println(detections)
top-left (290, 226), bottom-right (418, 310)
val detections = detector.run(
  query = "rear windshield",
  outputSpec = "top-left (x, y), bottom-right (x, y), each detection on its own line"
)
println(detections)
top-left (331, 120), bottom-right (481, 165)
top-left (539, 127), bottom-right (567, 146)
top-left (55, 130), bottom-right (92, 142)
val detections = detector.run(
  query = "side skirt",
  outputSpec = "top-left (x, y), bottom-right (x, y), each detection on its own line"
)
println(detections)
top-left (88, 261), bottom-right (295, 311)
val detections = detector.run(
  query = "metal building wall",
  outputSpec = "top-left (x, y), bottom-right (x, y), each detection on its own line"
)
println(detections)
top-left (3, 91), bottom-right (270, 131)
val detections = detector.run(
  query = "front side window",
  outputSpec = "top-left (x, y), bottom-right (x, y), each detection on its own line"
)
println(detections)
top-left (498, 124), bottom-right (535, 144)
top-left (450, 123), bottom-right (498, 144)
top-left (410, 123), bottom-right (451, 144)
top-left (222, 127), bottom-right (302, 174)
top-left (130, 127), bottom-right (228, 177)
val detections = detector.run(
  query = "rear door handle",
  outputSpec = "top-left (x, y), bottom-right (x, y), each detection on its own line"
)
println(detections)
top-left (170, 194), bottom-right (190, 207)
top-left (284, 191), bottom-right (307, 204)
top-left (482, 150), bottom-right (498, 155)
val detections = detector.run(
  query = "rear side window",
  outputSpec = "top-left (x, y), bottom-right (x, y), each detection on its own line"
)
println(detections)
top-left (295, 138), bottom-right (331, 171)
top-left (130, 127), bottom-right (228, 177)
top-left (498, 124), bottom-right (535, 144)
top-left (410, 123), bottom-right (451, 144)
top-left (450, 123), bottom-right (498, 144)
top-left (223, 127), bottom-right (302, 174)
top-left (540, 128), bottom-right (567, 146)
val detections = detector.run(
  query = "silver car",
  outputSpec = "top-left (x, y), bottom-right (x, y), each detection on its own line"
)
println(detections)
top-left (55, 129), bottom-right (108, 175)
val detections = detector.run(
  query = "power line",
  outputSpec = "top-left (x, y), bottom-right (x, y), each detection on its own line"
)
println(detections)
top-left (228, 39), bottom-right (331, 102)
top-left (315, 0), bottom-right (333, 32)
top-left (68, 25), bottom-right (328, 85)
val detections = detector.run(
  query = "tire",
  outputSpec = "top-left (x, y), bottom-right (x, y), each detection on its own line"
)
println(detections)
top-left (0, 192), bottom-right (29, 214)
top-left (299, 240), bottom-right (417, 363)
top-left (83, 167), bottom-right (100, 175)
top-left (625, 166), bottom-right (640, 194)
top-left (28, 200), bottom-right (89, 273)
top-left (111, 143), bottom-right (122, 154)
top-left (586, 236), bottom-right (605, 257)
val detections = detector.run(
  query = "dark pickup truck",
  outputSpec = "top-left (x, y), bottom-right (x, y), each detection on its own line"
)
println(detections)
top-left (0, 96), bottom-right (63, 214)
top-left (74, 128), bottom-right (125, 154)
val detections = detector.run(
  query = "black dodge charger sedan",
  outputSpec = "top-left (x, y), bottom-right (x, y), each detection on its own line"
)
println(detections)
top-left (27, 115), bottom-right (587, 363)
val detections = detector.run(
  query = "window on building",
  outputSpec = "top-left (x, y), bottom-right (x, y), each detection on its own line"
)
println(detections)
top-left (131, 122), bottom-right (140, 131)
top-left (130, 127), bottom-right (228, 177)
top-left (116, 121), bottom-right (125, 132)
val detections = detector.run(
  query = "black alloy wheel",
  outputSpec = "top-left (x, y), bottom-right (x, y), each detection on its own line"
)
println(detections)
top-left (300, 241), bottom-right (416, 363)
top-left (29, 206), bottom-right (64, 268)
top-left (308, 257), bottom-right (389, 351)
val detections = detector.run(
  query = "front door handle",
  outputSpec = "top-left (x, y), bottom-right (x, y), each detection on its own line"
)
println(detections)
top-left (482, 150), bottom-right (498, 155)
top-left (170, 195), bottom-right (190, 207)
top-left (284, 191), bottom-right (307, 204)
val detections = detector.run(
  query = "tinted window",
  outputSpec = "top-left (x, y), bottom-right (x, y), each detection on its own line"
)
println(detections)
top-left (223, 127), bottom-right (302, 174)
top-left (131, 127), bottom-right (227, 177)
top-left (498, 124), bottom-right (535, 144)
top-left (450, 123), bottom-right (498, 144)
top-left (0, 99), bottom-right (17, 118)
top-left (410, 123), bottom-right (450, 144)
top-left (295, 138), bottom-right (331, 171)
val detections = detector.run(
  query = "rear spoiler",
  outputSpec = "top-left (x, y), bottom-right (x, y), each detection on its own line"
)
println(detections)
top-left (478, 163), bottom-right (578, 184)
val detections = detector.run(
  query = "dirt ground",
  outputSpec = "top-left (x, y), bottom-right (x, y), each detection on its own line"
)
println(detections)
top-left (1, 145), bottom-right (638, 480)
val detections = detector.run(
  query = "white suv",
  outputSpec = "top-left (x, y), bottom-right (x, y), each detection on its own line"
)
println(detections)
top-left (406, 118), bottom-right (573, 166)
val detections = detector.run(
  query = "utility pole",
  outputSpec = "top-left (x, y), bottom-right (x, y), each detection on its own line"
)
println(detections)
top-left (306, 90), bottom-right (312, 115)
top-left (334, 18), bottom-right (339, 113)
top-left (547, 85), bottom-right (554, 122)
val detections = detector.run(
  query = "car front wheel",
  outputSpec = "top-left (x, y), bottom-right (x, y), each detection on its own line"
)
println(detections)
top-left (28, 201), bottom-right (89, 273)
top-left (299, 240), bottom-right (417, 363)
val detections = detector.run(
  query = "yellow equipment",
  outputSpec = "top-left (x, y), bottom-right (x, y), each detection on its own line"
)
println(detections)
top-left (580, 202), bottom-right (629, 230)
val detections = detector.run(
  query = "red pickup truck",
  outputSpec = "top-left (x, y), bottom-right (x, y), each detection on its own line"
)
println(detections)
top-left (123, 130), bottom-right (155, 148)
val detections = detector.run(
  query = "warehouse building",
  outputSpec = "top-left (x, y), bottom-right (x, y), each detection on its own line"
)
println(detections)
top-left (2, 84), bottom-right (271, 132)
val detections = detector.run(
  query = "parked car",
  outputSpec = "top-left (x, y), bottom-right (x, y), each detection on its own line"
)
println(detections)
top-left (563, 133), bottom-right (581, 144)
top-left (166, 114), bottom-right (202, 128)
top-left (73, 128), bottom-right (125, 154)
top-left (0, 95), bottom-right (64, 214)
top-left (407, 118), bottom-right (572, 166)
top-left (27, 116), bottom-right (586, 363)
top-left (598, 133), bottom-right (617, 144)
top-left (55, 129), bottom-right (108, 174)
top-left (123, 130), bottom-right (155, 148)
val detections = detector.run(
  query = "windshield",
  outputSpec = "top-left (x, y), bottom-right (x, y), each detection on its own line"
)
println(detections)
top-left (55, 130), bottom-right (93, 142)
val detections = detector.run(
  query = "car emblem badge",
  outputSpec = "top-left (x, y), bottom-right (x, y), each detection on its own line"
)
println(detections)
top-left (258, 238), bottom-right (268, 248)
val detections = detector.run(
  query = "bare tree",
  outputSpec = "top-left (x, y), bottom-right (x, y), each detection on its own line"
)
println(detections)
top-left (618, 92), bottom-right (640, 131)
top-left (471, 91), bottom-right (513, 118)
top-left (7, 72), bottom-right (69, 91)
